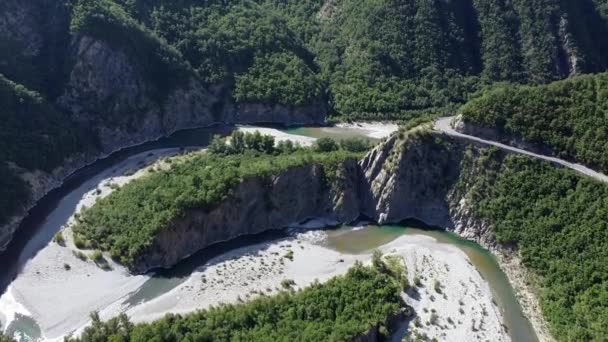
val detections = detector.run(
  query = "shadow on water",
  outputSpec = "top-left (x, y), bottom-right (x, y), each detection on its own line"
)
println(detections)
top-left (123, 229), bottom-right (288, 307)
top-left (0, 125), bottom-right (232, 296)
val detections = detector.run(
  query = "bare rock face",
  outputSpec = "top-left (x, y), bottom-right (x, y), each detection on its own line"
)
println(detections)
top-left (58, 36), bottom-right (218, 153)
top-left (131, 160), bottom-right (361, 272)
top-left (129, 130), bottom-right (505, 273)
top-left (359, 130), bottom-right (500, 247)
top-left (0, 0), bottom-right (44, 58)
top-left (359, 132), bottom-right (464, 229)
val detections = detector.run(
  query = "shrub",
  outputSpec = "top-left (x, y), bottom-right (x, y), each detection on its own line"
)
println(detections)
top-left (54, 231), bottom-right (65, 246)
top-left (73, 250), bottom-right (88, 261)
top-left (434, 279), bottom-right (442, 294)
top-left (339, 137), bottom-right (371, 152)
top-left (281, 279), bottom-right (296, 289)
top-left (313, 137), bottom-right (339, 152)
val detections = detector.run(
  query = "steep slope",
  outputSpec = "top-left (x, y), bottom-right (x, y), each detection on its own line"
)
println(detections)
top-left (0, 0), bottom-right (325, 251)
top-left (1, 0), bottom-right (608, 253)
top-left (360, 130), bottom-right (608, 341)
top-left (72, 128), bottom-right (608, 340)
top-left (71, 150), bottom-right (363, 272)
top-left (457, 72), bottom-right (608, 174)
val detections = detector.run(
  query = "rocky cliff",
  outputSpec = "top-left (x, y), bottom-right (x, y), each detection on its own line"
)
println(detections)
top-left (125, 129), bottom-right (501, 273)
top-left (357, 129), bottom-right (501, 246)
top-left (0, 0), bottom-right (327, 252)
top-left (358, 129), bottom-right (500, 247)
top-left (130, 160), bottom-right (361, 272)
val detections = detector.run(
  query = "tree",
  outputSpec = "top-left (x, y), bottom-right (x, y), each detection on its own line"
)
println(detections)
top-left (313, 137), bottom-right (339, 152)
top-left (208, 135), bottom-right (229, 155)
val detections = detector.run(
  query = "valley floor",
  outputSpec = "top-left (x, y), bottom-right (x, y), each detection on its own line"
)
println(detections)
top-left (0, 123), bottom-right (511, 341)
top-left (0, 227), bottom-right (509, 342)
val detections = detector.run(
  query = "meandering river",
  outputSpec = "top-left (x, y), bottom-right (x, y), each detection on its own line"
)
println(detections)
top-left (0, 124), bottom-right (537, 342)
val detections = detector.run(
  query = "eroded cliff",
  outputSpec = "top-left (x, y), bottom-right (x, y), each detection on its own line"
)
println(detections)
top-left (130, 159), bottom-right (361, 272)
top-left (0, 0), bottom-right (327, 251)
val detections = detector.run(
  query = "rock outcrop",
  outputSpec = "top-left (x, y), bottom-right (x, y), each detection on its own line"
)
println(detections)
top-left (131, 160), bottom-right (361, 272)
top-left (0, 1), bottom-right (327, 251)
top-left (359, 132), bottom-right (464, 229)
top-left (358, 129), bottom-right (501, 247)
top-left (126, 129), bottom-right (503, 273)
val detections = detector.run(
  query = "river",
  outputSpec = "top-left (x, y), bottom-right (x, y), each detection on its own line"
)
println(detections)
top-left (0, 124), bottom-right (537, 342)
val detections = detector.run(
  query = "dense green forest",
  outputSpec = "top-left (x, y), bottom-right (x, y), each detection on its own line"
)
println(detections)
top-left (2, 0), bottom-right (608, 229)
top-left (72, 145), bottom-right (362, 267)
top-left (64, 259), bottom-right (406, 342)
top-left (0, 74), bottom-right (94, 225)
top-left (6, 0), bottom-right (608, 120)
top-left (102, 0), bottom-right (608, 119)
top-left (462, 148), bottom-right (608, 340)
top-left (459, 72), bottom-right (608, 173)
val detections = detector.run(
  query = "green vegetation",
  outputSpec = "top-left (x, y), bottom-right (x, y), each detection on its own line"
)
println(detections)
top-left (64, 0), bottom-right (608, 119)
top-left (90, 250), bottom-right (103, 263)
top-left (459, 72), bottom-right (608, 173)
top-left (2, 0), bottom-right (608, 229)
top-left (53, 231), bottom-right (66, 246)
top-left (433, 280), bottom-right (442, 294)
top-left (209, 131), bottom-right (279, 156)
top-left (0, 74), bottom-right (94, 226)
top-left (234, 51), bottom-right (324, 106)
top-left (280, 278), bottom-right (296, 289)
top-left (0, 332), bottom-right (15, 342)
top-left (463, 149), bottom-right (608, 340)
top-left (72, 148), bottom-right (362, 267)
top-left (68, 0), bottom-right (193, 102)
top-left (73, 250), bottom-right (88, 261)
top-left (65, 262), bottom-right (407, 341)
top-left (312, 137), bottom-right (339, 153)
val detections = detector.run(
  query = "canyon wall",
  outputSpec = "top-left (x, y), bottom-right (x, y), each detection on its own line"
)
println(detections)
top-left (128, 130), bottom-right (501, 273)
top-left (0, 0), bottom-right (326, 252)
top-left (131, 159), bottom-right (362, 272)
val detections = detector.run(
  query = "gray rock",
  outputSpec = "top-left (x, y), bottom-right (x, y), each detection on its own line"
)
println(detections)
top-left (131, 160), bottom-right (361, 272)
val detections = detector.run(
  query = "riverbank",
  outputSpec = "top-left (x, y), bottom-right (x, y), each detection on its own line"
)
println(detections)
top-left (335, 122), bottom-right (400, 139)
top-left (103, 229), bottom-right (509, 342)
top-left (0, 147), bottom-right (188, 339)
top-left (491, 247), bottom-right (554, 342)
top-left (1, 226), bottom-right (511, 342)
top-left (0, 123), bottom-right (400, 340)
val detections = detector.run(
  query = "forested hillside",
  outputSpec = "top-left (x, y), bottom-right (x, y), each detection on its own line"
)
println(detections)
top-left (1, 0), bottom-right (608, 243)
top-left (462, 148), bottom-right (608, 340)
top-left (103, 0), bottom-right (608, 119)
top-left (0, 74), bottom-right (94, 226)
top-left (459, 72), bottom-right (608, 173)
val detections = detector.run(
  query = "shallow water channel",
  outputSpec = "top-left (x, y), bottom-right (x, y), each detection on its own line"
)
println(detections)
top-left (0, 125), bottom-right (536, 342)
top-left (324, 225), bottom-right (538, 342)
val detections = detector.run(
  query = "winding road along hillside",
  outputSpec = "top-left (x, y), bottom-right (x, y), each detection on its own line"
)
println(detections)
top-left (434, 117), bottom-right (608, 183)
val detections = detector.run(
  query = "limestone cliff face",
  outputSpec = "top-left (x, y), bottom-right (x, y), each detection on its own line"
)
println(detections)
top-left (359, 130), bottom-right (499, 247)
top-left (58, 35), bottom-right (219, 153)
top-left (0, 18), bottom-right (326, 252)
top-left (131, 160), bottom-right (361, 272)
top-left (359, 132), bottom-right (463, 229)
top-left (128, 130), bottom-right (503, 273)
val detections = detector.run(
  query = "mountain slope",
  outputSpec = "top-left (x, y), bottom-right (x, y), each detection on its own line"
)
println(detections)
top-left (458, 72), bottom-right (608, 174)
top-left (1, 0), bottom-right (608, 250)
